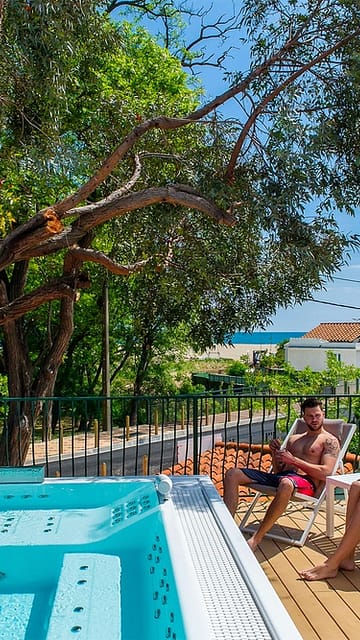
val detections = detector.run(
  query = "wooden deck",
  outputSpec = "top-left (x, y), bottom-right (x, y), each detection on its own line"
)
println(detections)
top-left (235, 499), bottom-right (360, 639)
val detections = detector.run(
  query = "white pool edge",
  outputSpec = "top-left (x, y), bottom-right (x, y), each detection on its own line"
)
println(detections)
top-left (160, 499), bottom-right (215, 639)
top-left (195, 475), bottom-right (303, 640)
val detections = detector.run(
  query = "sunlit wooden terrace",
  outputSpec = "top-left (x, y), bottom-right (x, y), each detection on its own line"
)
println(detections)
top-left (235, 499), bottom-right (360, 639)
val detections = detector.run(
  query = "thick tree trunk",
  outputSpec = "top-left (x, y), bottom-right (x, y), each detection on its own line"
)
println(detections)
top-left (0, 269), bottom-right (75, 465)
top-left (1, 406), bottom-right (32, 466)
top-left (129, 336), bottom-right (152, 426)
top-left (0, 315), bottom-right (35, 464)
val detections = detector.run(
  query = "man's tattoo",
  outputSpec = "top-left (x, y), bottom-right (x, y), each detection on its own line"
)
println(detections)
top-left (324, 437), bottom-right (340, 457)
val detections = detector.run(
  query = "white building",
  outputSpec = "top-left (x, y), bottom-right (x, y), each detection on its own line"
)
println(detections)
top-left (285, 322), bottom-right (360, 371)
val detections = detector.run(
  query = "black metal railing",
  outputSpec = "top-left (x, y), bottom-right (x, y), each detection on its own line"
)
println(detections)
top-left (0, 393), bottom-right (359, 478)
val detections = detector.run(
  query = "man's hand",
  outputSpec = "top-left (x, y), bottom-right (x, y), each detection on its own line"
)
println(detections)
top-left (269, 438), bottom-right (281, 454)
top-left (269, 438), bottom-right (284, 472)
top-left (275, 449), bottom-right (296, 467)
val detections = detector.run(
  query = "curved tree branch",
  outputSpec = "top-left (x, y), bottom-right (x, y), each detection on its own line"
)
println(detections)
top-left (0, 209), bottom-right (63, 269)
top-left (67, 247), bottom-right (153, 275)
top-left (51, 117), bottom-right (195, 215)
top-left (0, 277), bottom-right (90, 325)
top-left (2, 185), bottom-right (235, 266)
top-left (47, 26), bottom-right (320, 218)
top-left (47, 13), bottom-right (359, 220)
top-left (225, 26), bottom-right (360, 182)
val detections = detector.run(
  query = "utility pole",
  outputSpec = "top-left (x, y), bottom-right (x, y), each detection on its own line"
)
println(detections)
top-left (102, 278), bottom-right (111, 432)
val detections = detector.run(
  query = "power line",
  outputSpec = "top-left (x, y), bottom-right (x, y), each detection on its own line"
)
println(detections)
top-left (333, 276), bottom-right (360, 284)
top-left (311, 299), bottom-right (360, 310)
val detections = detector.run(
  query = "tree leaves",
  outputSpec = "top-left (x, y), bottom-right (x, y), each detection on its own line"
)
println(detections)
top-left (0, 0), bottom-right (360, 403)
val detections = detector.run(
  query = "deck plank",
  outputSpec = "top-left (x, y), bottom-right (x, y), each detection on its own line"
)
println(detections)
top-left (284, 543), bottom-right (360, 639)
top-left (236, 500), bottom-right (360, 640)
top-left (260, 539), bottom-right (349, 639)
top-left (256, 543), bottom-right (321, 640)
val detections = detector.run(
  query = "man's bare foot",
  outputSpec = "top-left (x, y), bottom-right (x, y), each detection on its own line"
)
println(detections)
top-left (299, 557), bottom-right (356, 580)
top-left (247, 536), bottom-right (258, 552)
top-left (299, 562), bottom-right (339, 581)
top-left (339, 559), bottom-right (356, 572)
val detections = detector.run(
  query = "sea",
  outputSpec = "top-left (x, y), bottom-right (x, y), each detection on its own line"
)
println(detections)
top-left (230, 331), bottom-right (304, 345)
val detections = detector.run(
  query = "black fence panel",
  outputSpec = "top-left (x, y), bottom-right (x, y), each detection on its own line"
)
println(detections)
top-left (0, 393), bottom-right (358, 479)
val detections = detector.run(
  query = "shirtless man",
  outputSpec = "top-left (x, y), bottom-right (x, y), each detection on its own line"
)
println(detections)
top-left (299, 478), bottom-right (360, 580)
top-left (223, 397), bottom-right (340, 551)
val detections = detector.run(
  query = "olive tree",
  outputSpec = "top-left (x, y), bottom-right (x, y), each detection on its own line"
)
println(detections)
top-left (1, 0), bottom-right (360, 463)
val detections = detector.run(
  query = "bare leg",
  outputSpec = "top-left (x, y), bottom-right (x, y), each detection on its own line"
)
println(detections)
top-left (247, 479), bottom-right (294, 551)
top-left (223, 468), bottom-right (253, 516)
top-left (300, 480), bottom-right (360, 581)
top-left (338, 479), bottom-right (360, 570)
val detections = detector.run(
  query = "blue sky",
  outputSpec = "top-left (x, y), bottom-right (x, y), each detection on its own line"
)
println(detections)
top-left (269, 262), bottom-right (360, 332)
top-left (181, 2), bottom-right (360, 332)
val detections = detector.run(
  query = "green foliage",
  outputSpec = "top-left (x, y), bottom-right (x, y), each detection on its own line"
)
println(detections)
top-left (2, 0), bottom-right (360, 403)
top-left (227, 360), bottom-right (249, 376)
top-left (226, 353), bottom-right (360, 399)
top-left (0, 375), bottom-right (8, 396)
top-left (177, 380), bottom-right (206, 394)
top-left (322, 351), bottom-right (360, 390)
top-left (0, 1), bottom-right (201, 398)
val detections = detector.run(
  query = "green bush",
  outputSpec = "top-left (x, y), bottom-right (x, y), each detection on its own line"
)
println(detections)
top-left (227, 361), bottom-right (248, 376)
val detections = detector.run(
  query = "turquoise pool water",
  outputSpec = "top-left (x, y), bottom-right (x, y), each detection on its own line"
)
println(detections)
top-left (0, 478), bottom-right (186, 640)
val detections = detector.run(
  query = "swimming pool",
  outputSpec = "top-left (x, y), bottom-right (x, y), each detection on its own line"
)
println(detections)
top-left (0, 473), bottom-right (302, 639)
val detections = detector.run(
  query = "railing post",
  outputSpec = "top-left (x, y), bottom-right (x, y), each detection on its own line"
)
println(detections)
top-left (193, 396), bottom-right (198, 475)
top-left (59, 424), bottom-right (63, 454)
top-left (181, 406), bottom-right (185, 430)
top-left (142, 454), bottom-right (148, 475)
top-left (94, 419), bottom-right (99, 448)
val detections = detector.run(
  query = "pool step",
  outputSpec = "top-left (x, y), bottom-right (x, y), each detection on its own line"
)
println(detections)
top-left (0, 465), bottom-right (44, 484)
top-left (0, 484), bottom-right (158, 544)
top-left (46, 553), bottom-right (121, 640)
top-left (0, 593), bottom-right (35, 639)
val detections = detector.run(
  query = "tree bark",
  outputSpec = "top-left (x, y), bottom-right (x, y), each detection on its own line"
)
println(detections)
top-left (0, 262), bottom-right (77, 465)
top-left (129, 335), bottom-right (152, 426)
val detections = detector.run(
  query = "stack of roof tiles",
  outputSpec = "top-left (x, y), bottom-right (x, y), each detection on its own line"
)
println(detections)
top-left (162, 441), bottom-right (356, 499)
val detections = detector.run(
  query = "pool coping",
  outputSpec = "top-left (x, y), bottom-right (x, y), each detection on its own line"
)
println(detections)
top-left (169, 475), bottom-right (303, 640)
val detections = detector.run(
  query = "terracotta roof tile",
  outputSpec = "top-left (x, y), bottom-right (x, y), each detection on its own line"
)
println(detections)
top-left (162, 442), bottom-right (357, 498)
top-left (303, 322), bottom-right (360, 342)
